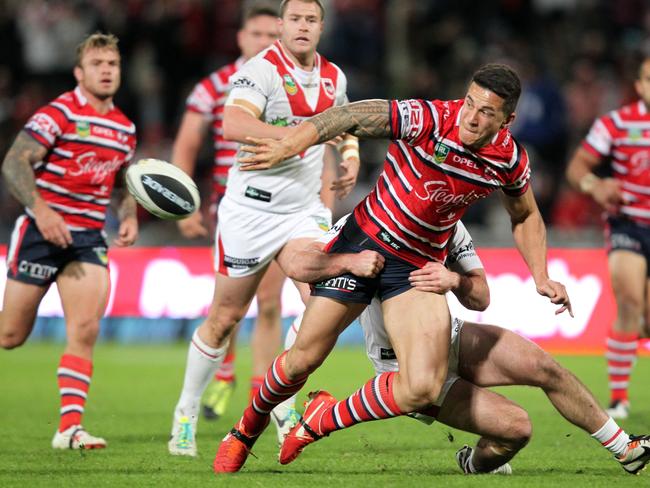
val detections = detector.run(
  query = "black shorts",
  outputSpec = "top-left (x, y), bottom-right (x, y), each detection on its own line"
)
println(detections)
top-left (311, 214), bottom-right (418, 304)
top-left (606, 216), bottom-right (650, 276)
top-left (6, 215), bottom-right (109, 286)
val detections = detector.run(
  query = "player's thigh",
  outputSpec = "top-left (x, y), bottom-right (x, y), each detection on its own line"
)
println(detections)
top-left (287, 296), bottom-right (365, 374)
top-left (458, 322), bottom-right (550, 387)
top-left (209, 270), bottom-right (267, 323)
top-left (608, 250), bottom-right (646, 310)
top-left (381, 288), bottom-right (451, 380)
top-left (57, 262), bottom-right (109, 328)
top-left (0, 278), bottom-right (49, 340)
top-left (255, 260), bottom-right (286, 306)
top-left (437, 378), bottom-right (530, 442)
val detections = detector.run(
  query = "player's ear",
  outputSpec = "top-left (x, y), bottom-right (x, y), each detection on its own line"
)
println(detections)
top-left (502, 111), bottom-right (516, 129)
top-left (73, 65), bottom-right (83, 83)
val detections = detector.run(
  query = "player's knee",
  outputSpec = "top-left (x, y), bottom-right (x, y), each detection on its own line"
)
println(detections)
top-left (616, 294), bottom-right (643, 321)
top-left (504, 409), bottom-right (532, 448)
top-left (401, 374), bottom-right (445, 409)
top-left (255, 295), bottom-right (282, 321)
top-left (0, 331), bottom-right (27, 350)
top-left (71, 319), bottom-right (101, 346)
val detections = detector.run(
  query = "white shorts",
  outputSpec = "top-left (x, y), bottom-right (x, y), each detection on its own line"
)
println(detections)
top-left (214, 197), bottom-right (331, 277)
top-left (359, 298), bottom-right (463, 409)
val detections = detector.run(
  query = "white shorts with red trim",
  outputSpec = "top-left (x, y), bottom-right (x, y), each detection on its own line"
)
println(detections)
top-left (360, 298), bottom-right (462, 408)
top-left (214, 196), bottom-right (331, 277)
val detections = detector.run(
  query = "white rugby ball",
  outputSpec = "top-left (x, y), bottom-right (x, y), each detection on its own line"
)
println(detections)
top-left (126, 158), bottom-right (200, 220)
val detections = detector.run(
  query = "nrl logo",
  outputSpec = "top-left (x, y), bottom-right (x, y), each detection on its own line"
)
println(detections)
top-left (434, 142), bottom-right (449, 164)
top-left (283, 74), bottom-right (298, 96)
top-left (76, 121), bottom-right (90, 138)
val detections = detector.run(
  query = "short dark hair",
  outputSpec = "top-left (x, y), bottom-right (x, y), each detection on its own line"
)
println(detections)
top-left (279, 0), bottom-right (325, 21)
top-left (243, 4), bottom-right (278, 24)
top-left (471, 64), bottom-right (521, 116)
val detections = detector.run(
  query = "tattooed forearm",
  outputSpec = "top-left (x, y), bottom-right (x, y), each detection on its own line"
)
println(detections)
top-left (309, 100), bottom-right (391, 144)
top-left (1, 131), bottom-right (47, 208)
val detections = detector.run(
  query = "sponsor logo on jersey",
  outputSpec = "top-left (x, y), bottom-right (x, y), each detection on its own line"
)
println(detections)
top-left (76, 121), bottom-right (90, 138)
top-left (70, 152), bottom-right (123, 184)
top-left (244, 186), bottom-right (272, 202)
top-left (223, 255), bottom-right (260, 269)
top-left (269, 116), bottom-right (289, 127)
top-left (314, 276), bottom-right (358, 292)
top-left (376, 230), bottom-right (401, 251)
top-left (434, 142), bottom-right (449, 164)
top-left (93, 246), bottom-right (109, 265)
top-left (610, 233), bottom-right (641, 251)
top-left (312, 215), bottom-right (330, 232)
top-left (283, 74), bottom-right (298, 96)
top-left (322, 78), bottom-right (335, 98)
top-left (415, 180), bottom-right (486, 213)
top-left (447, 241), bottom-right (475, 264)
top-left (18, 260), bottom-right (58, 280)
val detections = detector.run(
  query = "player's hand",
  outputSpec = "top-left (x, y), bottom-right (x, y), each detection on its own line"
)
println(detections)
top-left (114, 216), bottom-right (138, 247)
top-left (33, 202), bottom-right (73, 248)
top-left (239, 136), bottom-right (295, 171)
top-left (347, 250), bottom-right (384, 278)
top-left (177, 211), bottom-right (208, 239)
top-left (536, 279), bottom-right (573, 317)
top-left (331, 157), bottom-right (360, 200)
top-left (409, 262), bottom-right (460, 294)
top-left (591, 178), bottom-right (629, 212)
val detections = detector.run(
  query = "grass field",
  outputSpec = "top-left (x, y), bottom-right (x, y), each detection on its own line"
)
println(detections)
top-left (1, 343), bottom-right (649, 487)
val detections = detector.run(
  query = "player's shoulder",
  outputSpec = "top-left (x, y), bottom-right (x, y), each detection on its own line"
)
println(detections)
top-left (481, 128), bottom-right (526, 167)
top-left (611, 100), bottom-right (650, 123)
top-left (108, 106), bottom-right (136, 134)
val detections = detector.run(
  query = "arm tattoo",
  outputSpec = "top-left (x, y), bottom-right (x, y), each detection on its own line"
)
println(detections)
top-left (310, 100), bottom-right (391, 143)
top-left (1, 131), bottom-right (47, 208)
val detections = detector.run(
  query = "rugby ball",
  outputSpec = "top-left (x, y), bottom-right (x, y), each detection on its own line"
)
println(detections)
top-left (125, 158), bottom-right (200, 220)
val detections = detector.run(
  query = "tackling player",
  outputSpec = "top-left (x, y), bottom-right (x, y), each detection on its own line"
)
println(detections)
top-left (214, 63), bottom-right (573, 473)
top-left (282, 215), bottom-right (650, 476)
top-left (168, 0), bottom-right (364, 456)
top-left (566, 55), bottom-right (650, 419)
top-left (0, 33), bottom-right (137, 450)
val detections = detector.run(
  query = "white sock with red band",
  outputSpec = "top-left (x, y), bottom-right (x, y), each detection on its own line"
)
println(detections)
top-left (174, 329), bottom-right (228, 421)
top-left (591, 417), bottom-right (630, 456)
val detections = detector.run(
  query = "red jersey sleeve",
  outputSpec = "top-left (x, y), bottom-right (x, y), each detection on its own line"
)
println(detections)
top-left (186, 77), bottom-right (220, 116)
top-left (23, 104), bottom-right (68, 149)
top-left (582, 114), bottom-right (613, 158)
top-left (389, 99), bottom-right (437, 146)
top-left (501, 139), bottom-right (531, 197)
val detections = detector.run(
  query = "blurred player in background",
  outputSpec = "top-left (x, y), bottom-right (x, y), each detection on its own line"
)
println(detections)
top-left (0, 33), bottom-right (137, 449)
top-left (214, 63), bottom-right (573, 473)
top-left (283, 215), bottom-right (650, 476)
top-left (168, 0), bottom-right (361, 456)
top-left (566, 55), bottom-right (650, 419)
top-left (171, 4), bottom-right (284, 426)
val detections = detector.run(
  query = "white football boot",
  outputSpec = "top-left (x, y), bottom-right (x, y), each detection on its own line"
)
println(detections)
top-left (52, 425), bottom-right (107, 450)
top-left (270, 400), bottom-right (301, 446)
top-left (168, 415), bottom-right (197, 457)
top-left (456, 445), bottom-right (512, 475)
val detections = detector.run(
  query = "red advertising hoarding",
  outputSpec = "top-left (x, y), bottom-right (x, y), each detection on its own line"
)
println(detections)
top-left (1, 246), bottom-right (648, 354)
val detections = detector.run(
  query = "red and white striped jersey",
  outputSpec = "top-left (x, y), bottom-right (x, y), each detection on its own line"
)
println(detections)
top-left (583, 100), bottom-right (650, 225)
top-left (353, 98), bottom-right (531, 266)
top-left (23, 86), bottom-right (136, 230)
top-left (186, 57), bottom-right (244, 197)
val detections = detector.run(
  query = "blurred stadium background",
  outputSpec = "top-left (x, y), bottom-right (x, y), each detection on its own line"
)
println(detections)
top-left (0, 0), bottom-right (649, 351)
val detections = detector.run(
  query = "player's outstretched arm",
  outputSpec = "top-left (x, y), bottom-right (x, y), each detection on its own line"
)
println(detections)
top-left (1, 131), bottom-right (72, 248)
top-left (239, 100), bottom-right (390, 171)
top-left (409, 262), bottom-right (490, 311)
top-left (500, 187), bottom-right (573, 316)
top-left (283, 241), bottom-right (384, 283)
top-left (223, 105), bottom-right (293, 143)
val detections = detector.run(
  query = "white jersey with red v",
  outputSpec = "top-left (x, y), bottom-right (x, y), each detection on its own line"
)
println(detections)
top-left (351, 98), bottom-right (530, 266)
top-left (23, 86), bottom-right (136, 230)
top-left (583, 100), bottom-right (650, 225)
top-left (224, 40), bottom-right (348, 213)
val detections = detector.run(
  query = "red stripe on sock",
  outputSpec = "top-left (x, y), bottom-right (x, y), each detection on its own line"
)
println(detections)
top-left (58, 354), bottom-right (92, 432)
top-left (602, 428), bottom-right (623, 447)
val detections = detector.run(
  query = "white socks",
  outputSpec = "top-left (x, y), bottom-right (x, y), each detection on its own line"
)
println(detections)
top-left (174, 328), bottom-right (229, 423)
top-left (591, 417), bottom-right (630, 456)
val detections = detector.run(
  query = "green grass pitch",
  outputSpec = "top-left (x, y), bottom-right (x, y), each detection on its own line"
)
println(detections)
top-left (0, 343), bottom-right (648, 487)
